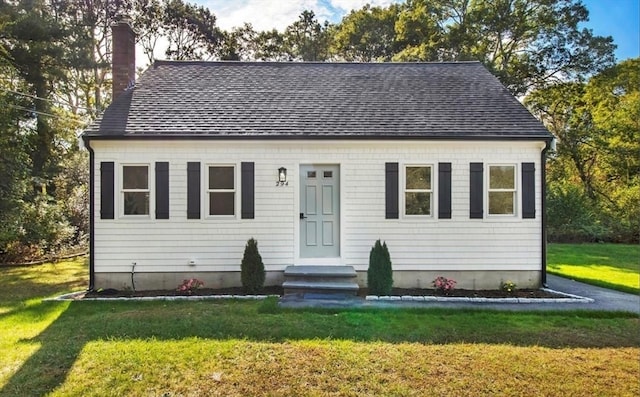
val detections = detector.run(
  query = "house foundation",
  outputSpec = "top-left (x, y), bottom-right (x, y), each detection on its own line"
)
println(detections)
top-left (94, 269), bottom-right (541, 291)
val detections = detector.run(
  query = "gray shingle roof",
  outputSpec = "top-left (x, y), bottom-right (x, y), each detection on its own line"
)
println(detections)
top-left (83, 61), bottom-right (552, 140)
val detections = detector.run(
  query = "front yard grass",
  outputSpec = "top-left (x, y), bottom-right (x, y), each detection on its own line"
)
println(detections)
top-left (547, 243), bottom-right (640, 294)
top-left (1, 257), bottom-right (639, 396)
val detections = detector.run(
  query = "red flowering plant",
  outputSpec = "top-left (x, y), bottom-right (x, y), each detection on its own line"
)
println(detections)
top-left (177, 278), bottom-right (204, 295)
top-left (432, 276), bottom-right (457, 295)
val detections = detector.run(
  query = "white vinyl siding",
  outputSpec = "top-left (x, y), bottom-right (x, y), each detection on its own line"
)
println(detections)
top-left (93, 140), bottom-right (544, 274)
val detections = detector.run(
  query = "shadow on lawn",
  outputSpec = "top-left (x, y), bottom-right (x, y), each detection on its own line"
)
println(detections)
top-left (1, 300), bottom-right (638, 396)
top-left (0, 278), bottom-right (84, 322)
top-left (0, 264), bottom-right (87, 318)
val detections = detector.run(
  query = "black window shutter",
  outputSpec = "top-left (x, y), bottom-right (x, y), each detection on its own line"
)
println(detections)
top-left (470, 162), bottom-right (483, 219)
top-left (241, 162), bottom-right (255, 219)
top-left (155, 162), bottom-right (169, 219)
top-left (385, 162), bottom-right (399, 219)
top-left (522, 162), bottom-right (536, 219)
top-left (100, 162), bottom-right (114, 219)
top-left (438, 162), bottom-right (452, 219)
top-left (187, 162), bottom-right (200, 219)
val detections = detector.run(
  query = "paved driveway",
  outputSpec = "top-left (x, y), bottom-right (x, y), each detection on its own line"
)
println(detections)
top-left (543, 274), bottom-right (640, 313)
top-left (280, 274), bottom-right (640, 313)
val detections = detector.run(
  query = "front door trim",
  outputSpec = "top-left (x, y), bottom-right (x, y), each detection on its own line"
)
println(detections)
top-left (295, 163), bottom-right (343, 265)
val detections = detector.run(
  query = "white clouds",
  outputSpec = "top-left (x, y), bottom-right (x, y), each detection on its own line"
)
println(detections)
top-left (329, 0), bottom-right (399, 12)
top-left (196, 0), bottom-right (402, 31)
top-left (200, 0), bottom-right (331, 31)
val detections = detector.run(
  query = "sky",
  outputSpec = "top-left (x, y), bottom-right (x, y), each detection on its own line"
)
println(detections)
top-left (194, 0), bottom-right (639, 62)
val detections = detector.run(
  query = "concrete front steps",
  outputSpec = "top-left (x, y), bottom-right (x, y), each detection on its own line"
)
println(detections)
top-left (282, 265), bottom-right (359, 299)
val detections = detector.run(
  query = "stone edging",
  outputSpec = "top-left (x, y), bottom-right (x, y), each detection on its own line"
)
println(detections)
top-left (45, 291), bottom-right (278, 302)
top-left (365, 288), bottom-right (594, 303)
top-left (48, 288), bottom-right (594, 303)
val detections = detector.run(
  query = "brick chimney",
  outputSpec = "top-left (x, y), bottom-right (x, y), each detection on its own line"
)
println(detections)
top-left (111, 20), bottom-right (136, 100)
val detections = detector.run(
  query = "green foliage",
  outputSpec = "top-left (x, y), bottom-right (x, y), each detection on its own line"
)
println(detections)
top-left (332, 4), bottom-right (399, 61)
top-left (54, 150), bottom-right (90, 245)
top-left (162, 0), bottom-right (222, 60)
top-left (0, 90), bottom-right (30, 254)
top-left (390, 0), bottom-right (615, 95)
top-left (218, 23), bottom-right (257, 61)
top-left (253, 29), bottom-right (288, 61)
top-left (240, 238), bottom-right (265, 294)
top-left (367, 240), bottom-right (393, 295)
top-left (603, 184), bottom-right (640, 243)
top-left (21, 195), bottom-right (74, 253)
top-left (530, 58), bottom-right (640, 243)
top-left (283, 10), bottom-right (332, 61)
top-left (393, 0), bottom-right (444, 62)
top-left (546, 182), bottom-right (609, 242)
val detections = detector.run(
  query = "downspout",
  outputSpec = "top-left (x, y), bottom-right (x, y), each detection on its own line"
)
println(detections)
top-left (83, 136), bottom-right (96, 291)
top-left (541, 138), bottom-right (554, 288)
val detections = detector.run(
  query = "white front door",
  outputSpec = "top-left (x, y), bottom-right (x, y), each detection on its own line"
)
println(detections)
top-left (300, 165), bottom-right (340, 258)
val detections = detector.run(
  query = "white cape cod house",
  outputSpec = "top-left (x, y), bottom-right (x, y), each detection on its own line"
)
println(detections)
top-left (82, 22), bottom-right (553, 291)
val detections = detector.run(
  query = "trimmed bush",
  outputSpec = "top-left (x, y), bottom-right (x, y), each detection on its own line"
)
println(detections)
top-left (367, 239), bottom-right (393, 295)
top-left (241, 238), bottom-right (265, 294)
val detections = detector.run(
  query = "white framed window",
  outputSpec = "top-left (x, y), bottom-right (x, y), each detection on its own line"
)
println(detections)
top-left (488, 165), bottom-right (516, 215)
top-left (122, 165), bottom-right (150, 216)
top-left (207, 165), bottom-right (236, 216)
top-left (404, 165), bottom-right (433, 216)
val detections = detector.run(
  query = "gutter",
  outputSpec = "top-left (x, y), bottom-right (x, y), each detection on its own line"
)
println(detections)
top-left (81, 133), bottom-right (554, 142)
top-left (82, 135), bottom-right (96, 291)
top-left (541, 138), bottom-right (554, 288)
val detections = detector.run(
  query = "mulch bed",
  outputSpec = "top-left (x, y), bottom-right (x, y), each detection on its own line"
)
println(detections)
top-left (365, 287), bottom-right (564, 299)
top-left (83, 286), bottom-right (285, 298)
top-left (81, 286), bottom-right (565, 299)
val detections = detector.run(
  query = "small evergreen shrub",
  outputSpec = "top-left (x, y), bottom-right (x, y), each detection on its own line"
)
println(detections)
top-left (367, 239), bottom-right (393, 295)
top-left (241, 238), bottom-right (265, 294)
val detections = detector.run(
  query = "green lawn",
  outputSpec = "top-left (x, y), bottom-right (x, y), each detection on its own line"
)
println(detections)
top-left (0, 257), bottom-right (639, 396)
top-left (548, 243), bottom-right (640, 294)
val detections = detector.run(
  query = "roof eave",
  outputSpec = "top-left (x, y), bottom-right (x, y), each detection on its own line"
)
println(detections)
top-left (82, 132), bottom-right (553, 142)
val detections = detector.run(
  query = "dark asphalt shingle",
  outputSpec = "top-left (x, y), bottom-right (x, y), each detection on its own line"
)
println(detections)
top-left (84, 61), bottom-right (552, 139)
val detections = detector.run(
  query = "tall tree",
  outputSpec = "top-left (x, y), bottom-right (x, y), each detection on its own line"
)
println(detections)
top-left (584, 58), bottom-right (640, 239)
top-left (133, 0), bottom-right (163, 66)
top-left (162, 0), bottom-right (221, 60)
top-left (585, 58), bottom-right (640, 187)
top-left (528, 82), bottom-right (599, 197)
top-left (53, 0), bottom-right (132, 116)
top-left (0, 61), bottom-right (31, 252)
top-left (218, 23), bottom-right (258, 61)
top-left (527, 58), bottom-right (640, 242)
top-left (253, 29), bottom-right (288, 61)
top-left (393, 0), bottom-right (445, 61)
top-left (331, 4), bottom-right (399, 62)
top-left (283, 10), bottom-right (331, 61)
top-left (389, 0), bottom-right (616, 95)
top-left (0, 0), bottom-right (69, 183)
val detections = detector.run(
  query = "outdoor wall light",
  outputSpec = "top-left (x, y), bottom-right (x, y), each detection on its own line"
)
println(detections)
top-left (277, 167), bottom-right (288, 186)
